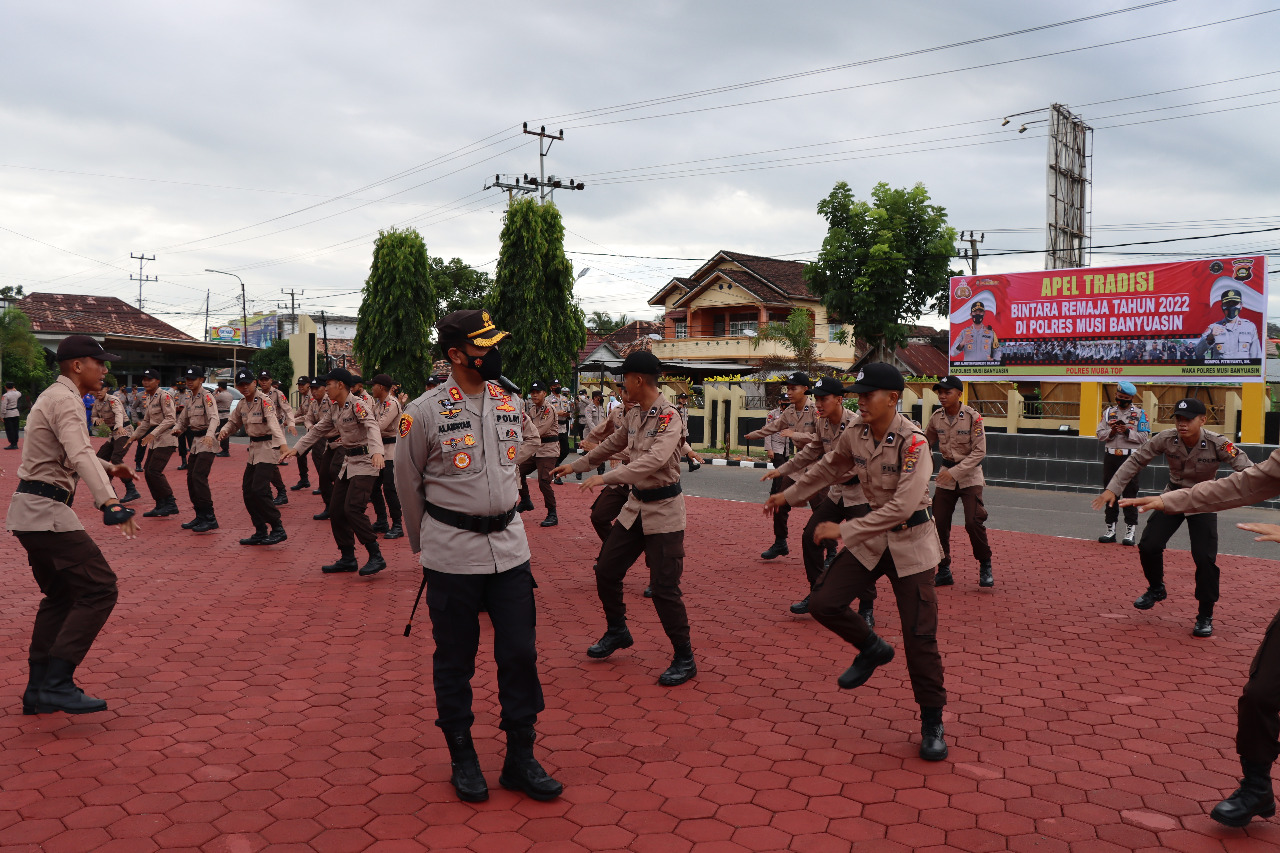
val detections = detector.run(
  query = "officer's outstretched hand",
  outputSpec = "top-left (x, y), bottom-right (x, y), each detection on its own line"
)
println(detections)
top-left (550, 463), bottom-right (574, 480)
top-left (812, 521), bottom-right (842, 545)
top-left (578, 474), bottom-right (605, 492)
top-left (106, 464), bottom-right (135, 482)
top-left (1237, 522), bottom-right (1280, 543)
top-left (763, 493), bottom-right (789, 515)
top-left (761, 469), bottom-right (783, 481)
top-left (1090, 489), bottom-right (1117, 511)
top-left (372, 452), bottom-right (384, 471)
top-left (1120, 495), bottom-right (1164, 513)
top-left (279, 446), bottom-right (298, 461)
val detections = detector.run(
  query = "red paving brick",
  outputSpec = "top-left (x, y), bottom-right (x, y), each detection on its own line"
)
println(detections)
top-left (4, 440), bottom-right (1280, 850)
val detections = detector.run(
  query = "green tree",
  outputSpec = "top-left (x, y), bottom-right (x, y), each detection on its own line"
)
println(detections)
top-left (430, 255), bottom-right (493, 316)
top-left (750, 305), bottom-right (820, 375)
top-left (353, 226), bottom-right (437, 392)
top-left (587, 311), bottom-right (630, 335)
top-left (248, 339), bottom-right (294, 388)
top-left (489, 197), bottom-right (586, 390)
top-left (805, 181), bottom-right (958, 362)
top-left (0, 306), bottom-right (54, 398)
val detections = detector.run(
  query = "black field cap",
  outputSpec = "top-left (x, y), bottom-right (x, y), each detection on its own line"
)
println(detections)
top-left (235, 368), bottom-right (255, 385)
top-left (530, 381), bottom-right (548, 393)
top-left (297, 375), bottom-right (310, 385)
top-left (425, 375), bottom-right (444, 387)
top-left (676, 392), bottom-right (689, 399)
top-left (436, 309), bottom-right (510, 348)
top-left (324, 368), bottom-right (355, 387)
top-left (183, 366), bottom-right (205, 379)
top-left (1222, 288), bottom-right (1244, 304)
top-left (1173, 398), bottom-right (1207, 417)
top-left (257, 370), bottom-right (271, 380)
top-left (618, 350), bottom-right (662, 376)
top-left (783, 371), bottom-right (811, 387)
top-left (371, 373), bottom-right (393, 388)
top-left (309, 378), bottom-right (323, 389)
top-left (551, 378), bottom-right (562, 386)
top-left (847, 363), bottom-right (905, 393)
top-left (351, 375), bottom-right (365, 386)
top-left (933, 375), bottom-right (963, 393)
top-left (811, 376), bottom-right (845, 397)
top-left (56, 334), bottom-right (120, 362)
top-left (140, 368), bottom-right (160, 380)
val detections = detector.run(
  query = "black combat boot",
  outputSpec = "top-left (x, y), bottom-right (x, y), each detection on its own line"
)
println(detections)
top-left (516, 494), bottom-right (535, 513)
top-left (789, 595), bottom-right (810, 615)
top-left (21, 660), bottom-right (47, 715)
top-left (837, 634), bottom-right (895, 689)
top-left (262, 526), bottom-right (288, 545)
top-left (1193, 614), bottom-right (1214, 638)
top-left (142, 501), bottom-right (169, 518)
top-left (176, 457), bottom-right (188, 471)
top-left (313, 509), bottom-right (331, 521)
top-left (934, 564), bottom-right (954, 586)
top-left (540, 513), bottom-right (558, 528)
top-left (859, 606), bottom-right (875, 629)
top-left (761, 541), bottom-right (788, 560)
top-left (120, 483), bottom-right (142, 504)
top-left (372, 518), bottom-right (389, 534)
top-left (164, 496), bottom-right (180, 516)
top-left (498, 726), bottom-right (564, 801)
top-left (658, 644), bottom-right (697, 686)
top-left (1134, 585), bottom-right (1167, 610)
top-left (35, 658), bottom-right (107, 714)
top-left (443, 729), bottom-right (489, 803)
top-left (322, 552), bottom-right (359, 573)
top-left (359, 550), bottom-right (387, 576)
top-left (192, 513), bottom-right (219, 533)
top-left (290, 478), bottom-right (311, 491)
top-left (239, 527), bottom-right (269, 546)
top-left (978, 562), bottom-right (994, 588)
top-left (181, 513), bottom-right (203, 529)
top-left (643, 586), bottom-right (653, 598)
top-left (919, 706), bottom-right (949, 761)
top-left (385, 521), bottom-right (404, 540)
top-left (1211, 760), bottom-right (1276, 827)
top-left (273, 492), bottom-right (288, 506)
top-left (586, 624), bottom-right (634, 658)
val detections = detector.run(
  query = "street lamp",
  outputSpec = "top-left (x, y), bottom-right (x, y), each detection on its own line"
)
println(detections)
top-left (0, 293), bottom-right (9, 385)
top-left (576, 267), bottom-right (591, 281)
top-left (206, 269), bottom-right (248, 372)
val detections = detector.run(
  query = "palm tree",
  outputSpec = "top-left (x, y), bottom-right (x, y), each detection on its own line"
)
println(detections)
top-left (587, 311), bottom-right (630, 335)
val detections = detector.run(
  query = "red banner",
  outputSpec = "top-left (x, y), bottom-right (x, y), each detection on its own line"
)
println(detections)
top-left (947, 257), bottom-right (1267, 382)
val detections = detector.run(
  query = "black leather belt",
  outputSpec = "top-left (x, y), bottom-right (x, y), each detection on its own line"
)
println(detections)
top-left (425, 499), bottom-right (517, 534)
top-left (17, 479), bottom-right (72, 506)
top-left (632, 483), bottom-right (682, 502)
top-left (249, 435), bottom-right (273, 443)
top-left (842, 475), bottom-right (861, 486)
top-left (346, 446), bottom-right (369, 456)
top-left (382, 437), bottom-right (397, 445)
top-left (540, 436), bottom-right (559, 444)
top-left (940, 458), bottom-right (957, 468)
top-left (892, 507), bottom-right (933, 532)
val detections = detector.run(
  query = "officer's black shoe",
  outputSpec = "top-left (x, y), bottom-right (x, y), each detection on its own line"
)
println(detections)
top-left (586, 625), bottom-right (634, 658)
top-left (1098, 523), bottom-right (1117, 544)
top-left (1133, 586), bottom-right (1167, 610)
top-left (176, 459), bottom-right (188, 471)
top-left (790, 595), bottom-right (810, 615)
top-left (143, 504), bottom-right (169, 518)
top-left (372, 519), bottom-right (389, 533)
top-left (516, 497), bottom-right (535, 513)
top-left (859, 607), bottom-right (875, 629)
top-left (120, 485), bottom-right (142, 504)
top-left (385, 523), bottom-right (404, 540)
top-left (181, 514), bottom-right (203, 529)
top-left (919, 722), bottom-right (949, 762)
top-left (498, 726), bottom-right (563, 801)
top-left (837, 635), bottom-right (895, 690)
top-left (540, 513), bottom-right (558, 528)
top-left (575, 472), bottom-right (582, 481)
top-left (262, 527), bottom-right (288, 546)
top-left (273, 493), bottom-right (288, 506)
top-left (643, 586), bottom-right (653, 598)
top-left (443, 729), bottom-right (489, 803)
top-left (359, 553), bottom-right (386, 576)
top-left (22, 660), bottom-right (47, 715)
top-left (553, 477), bottom-right (564, 486)
top-left (935, 565), bottom-right (954, 586)
top-left (658, 645), bottom-right (697, 686)
top-left (311, 488), bottom-right (321, 495)
top-left (193, 515), bottom-right (219, 533)
top-left (1193, 615), bottom-right (1214, 637)
top-left (239, 529), bottom-right (269, 546)
top-left (322, 553), bottom-right (359, 573)
top-left (978, 562), bottom-right (994, 588)
top-left (35, 658), bottom-right (107, 714)
top-left (313, 510), bottom-right (331, 521)
top-left (761, 541), bottom-right (789, 560)
top-left (215, 451), bottom-right (230, 457)
top-left (290, 479), bottom-right (311, 491)
top-left (1211, 760), bottom-right (1276, 827)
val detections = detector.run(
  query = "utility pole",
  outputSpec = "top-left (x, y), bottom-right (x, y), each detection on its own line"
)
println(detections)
top-left (959, 231), bottom-right (984, 275)
top-left (320, 310), bottom-right (330, 372)
top-left (204, 290), bottom-right (210, 340)
top-left (282, 288), bottom-right (303, 335)
top-left (130, 253), bottom-right (156, 311)
top-left (484, 125), bottom-right (586, 206)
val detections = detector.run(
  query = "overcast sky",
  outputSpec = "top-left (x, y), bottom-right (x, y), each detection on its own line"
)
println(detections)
top-left (2, 0), bottom-right (1278, 339)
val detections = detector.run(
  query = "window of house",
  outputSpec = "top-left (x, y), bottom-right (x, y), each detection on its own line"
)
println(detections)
top-left (728, 312), bottom-right (759, 337)
top-left (828, 323), bottom-right (843, 341)
top-left (674, 321), bottom-right (687, 339)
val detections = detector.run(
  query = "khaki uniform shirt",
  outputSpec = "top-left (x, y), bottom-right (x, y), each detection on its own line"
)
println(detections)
top-left (950, 323), bottom-right (1000, 362)
top-left (774, 409), bottom-right (867, 507)
top-left (1, 388), bottom-right (20, 418)
top-left (746, 400), bottom-right (817, 450)
top-left (925, 404), bottom-right (987, 490)
top-left (1162, 446), bottom-right (1280, 515)
top-left (93, 396), bottom-right (129, 436)
top-left (396, 376), bottom-right (538, 574)
top-left (294, 395), bottom-right (382, 478)
top-left (676, 404), bottom-right (689, 440)
top-left (315, 395), bottom-right (341, 445)
top-left (525, 400), bottom-right (560, 459)
top-left (547, 392), bottom-right (571, 435)
top-left (112, 390), bottom-right (131, 423)
top-left (571, 393), bottom-right (686, 534)
top-left (131, 388), bottom-right (178, 449)
top-left (6, 376), bottom-right (117, 532)
top-left (302, 395), bottom-right (321, 430)
top-left (176, 387), bottom-right (221, 454)
top-left (1096, 404), bottom-right (1150, 454)
top-left (1106, 428), bottom-right (1253, 497)
top-left (220, 390), bottom-right (286, 465)
top-left (214, 389), bottom-right (234, 418)
top-left (375, 395), bottom-right (403, 463)
top-left (783, 412), bottom-right (943, 577)
top-left (586, 405), bottom-right (693, 464)
top-left (129, 390), bottom-right (146, 419)
top-left (582, 402), bottom-right (606, 434)
top-left (264, 387), bottom-right (295, 431)
top-left (760, 406), bottom-right (791, 455)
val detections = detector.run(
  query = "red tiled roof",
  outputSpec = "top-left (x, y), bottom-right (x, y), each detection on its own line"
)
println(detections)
top-left (19, 293), bottom-right (195, 341)
top-left (576, 332), bottom-right (604, 366)
top-left (895, 342), bottom-right (948, 377)
top-left (603, 320), bottom-right (663, 349)
top-left (720, 270), bottom-right (792, 306)
top-left (721, 251), bottom-right (814, 299)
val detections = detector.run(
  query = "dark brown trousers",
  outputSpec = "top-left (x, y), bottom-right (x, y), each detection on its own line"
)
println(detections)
top-left (804, 497), bottom-right (875, 610)
top-left (932, 484), bottom-right (992, 567)
top-left (809, 549), bottom-right (946, 708)
top-left (1239, 607), bottom-right (1280, 764)
top-left (143, 445), bottom-right (176, 502)
top-left (269, 456), bottom-right (286, 495)
top-left (594, 516), bottom-right (690, 648)
top-left (370, 459), bottom-right (402, 524)
top-left (186, 451), bottom-right (216, 514)
top-left (519, 457), bottom-right (557, 512)
top-left (15, 530), bottom-right (119, 666)
top-left (96, 436), bottom-right (129, 466)
top-left (330, 473), bottom-right (378, 554)
top-left (242, 462), bottom-right (282, 530)
top-left (590, 485), bottom-right (630, 542)
top-left (319, 445), bottom-right (343, 505)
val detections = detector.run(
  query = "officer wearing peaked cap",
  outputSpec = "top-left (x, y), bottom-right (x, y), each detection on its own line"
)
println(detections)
top-left (93, 381), bottom-right (140, 503)
top-left (291, 376), bottom-right (313, 491)
top-left (124, 367), bottom-right (180, 518)
top-left (396, 309), bottom-right (561, 804)
top-left (519, 381), bottom-right (560, 526)
top-left (367, 373), bottom-right (404, 539)
top-left (173, 367), bottom-right (221, 532)
top-left (257, 370), bottom-right (296, 506)
top-left (1195, 287), bottom-right (1262, 360)
top-left (746, 371), bottom-right (819, 560)
top-left (1096, 381), bottom-right (1150, 544)
top-left (218, 369), bottom-right (288, 545)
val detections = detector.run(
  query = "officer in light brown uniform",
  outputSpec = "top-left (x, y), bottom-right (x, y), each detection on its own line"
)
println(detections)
top-left (1096, 380), bottom-right (1150, 544)
top-left (214, 380), bottom-right (234, 456)
top-left (218, 369), bottom-right (288, 545)
top-left (925, 375), bottom-right (993, 588)
top-left (173, 383), bottom-right (191, 470)
top-left (285, 368), bottom-right (385, 575)
top-left (1094, 397), bottom-right (1252, 637)
top-left (92, 384), bottom-right (142, 503)
top-left (395, 309), bottom-right (561, 804)
top-left (125, 368), bottom-right (180, 518)
top-left (257, 370), bottom-right (296, 505)
top-left (580, 390), bottom-right (608, 477)
top-left (746, 372), bottom-right (818, 560)
top-left (368, 373), bottom-right (404, 539)
top-left (553, 351), bottom-right (697, 687)
top-left (9, 335), bottom-right (138, 715)
top-left (519, 381), bottom-right (560, 527)
top-left (311, 383), bottom-right (344, 521)
top-left (779, 363), bottom-right (949, 762)
top-left (173, 367), bottom-right (221, 533)
top-left (290, 376), bottom-right (313, 491)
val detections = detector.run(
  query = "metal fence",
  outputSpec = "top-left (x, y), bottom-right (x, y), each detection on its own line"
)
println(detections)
top-left (1021, 400), bottom-right (1080, 420)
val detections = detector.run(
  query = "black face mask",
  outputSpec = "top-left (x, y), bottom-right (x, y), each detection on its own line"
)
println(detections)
top-left (468, 348), bottom-right (502, 381)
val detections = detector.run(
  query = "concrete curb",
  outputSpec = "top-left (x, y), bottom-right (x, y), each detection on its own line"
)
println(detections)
top-left (709, 458), bottom-right (774, 469)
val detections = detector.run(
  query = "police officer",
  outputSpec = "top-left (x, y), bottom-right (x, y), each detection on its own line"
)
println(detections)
top-left (9, 335), bottom-right (137, 715)
top-left (368, 373), bottom-right (404, 539)
top-left (174, 367), bottom-right (221, 532)
top-left (124, 368), bottom-right (180, 518)
top-left (1195, 288), bottom-right (1261, 360)
top-left (396, 309), bottom-right (561, 803)
top-left (3, 380), bottom-right (21, 448)
top-left (675, 392), bottom-right (700, 472)
top-left (257, 370), bottom-right (296, 506)
top-left (218, 369), bottom-right (288, 545)
top-left (745, 372), bottom-right (818, 560)
top-left (552, 350), bottom-right (697, 687)
top-left (214, 380), bottom-right (234, 456)
top-left (1096, 381), bottom-right (1150, 544)
top-left (926, 376), bottom-right (993, 588)
top-left (777, 363), bottom-right (949, 761)
top-left (173, 381), bottom-right (191, 471)
top-left (518, 381), bottom-right (560, 527)
top-left (949, 301), bottom-right (1000, 362)
top-left (581, 390), bottom-right (607, 476)
top-left (764, 377), bottom-right (875, 623)
top-left (92, 384), bottom-right (142, 503)
top-left (548, 378), bottom-right (571, 467)
top-left (1122, 449), bottom-right (1280, 826)
top-left (312, 381), bottom-right (344, 521)
top-left (1093, 397), bottom-right (1252, 637)
top-left (285, 368), bottom-right (386, 575)
top-left (291, 376), bottom-right (313, 491)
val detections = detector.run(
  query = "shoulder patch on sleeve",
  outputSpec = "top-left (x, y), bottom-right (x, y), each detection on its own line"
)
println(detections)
top-left (398, 413), bottom-right (413, 437)
top-left (1222, 439), bottom-right (1238, 458)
